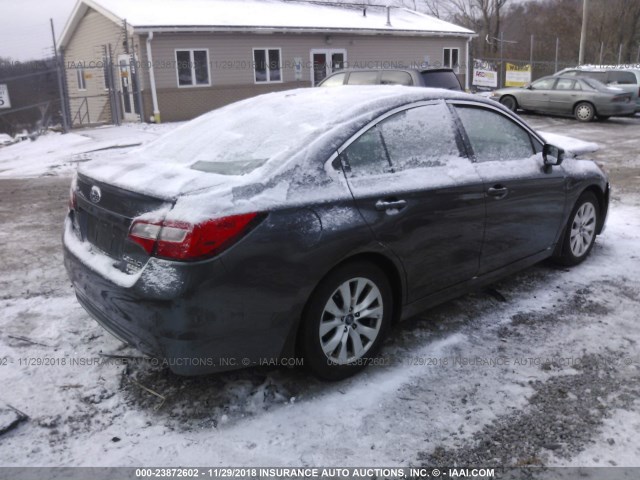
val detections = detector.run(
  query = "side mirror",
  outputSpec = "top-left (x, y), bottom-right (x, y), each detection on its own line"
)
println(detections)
top-left (543, 144), bottom-right (565, 166)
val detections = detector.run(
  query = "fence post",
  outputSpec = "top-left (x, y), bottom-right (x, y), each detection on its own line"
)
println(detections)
top-left (499, 31), bottom-right (504, 88)
top-left (530, 34), bottom-right (534, 78)
top-left (50, 18), bottom-right (69, 133)
top-left (599, 42), bottom-right (604, 65)
top-left (618, 44), bottom-right (622, 65)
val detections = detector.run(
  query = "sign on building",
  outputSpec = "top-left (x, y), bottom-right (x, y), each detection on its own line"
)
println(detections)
top-left (0, 84), bottom-right (11, 109)
top-left (472, 59), bottom-right (497, 88)
top-left (505, 63), bottom-right (532, 87)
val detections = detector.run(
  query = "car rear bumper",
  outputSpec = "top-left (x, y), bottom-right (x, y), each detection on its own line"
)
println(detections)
top-left (63, 218), bottom-right (301, 375)
top-left (597, 103), bottom-right (636, 116)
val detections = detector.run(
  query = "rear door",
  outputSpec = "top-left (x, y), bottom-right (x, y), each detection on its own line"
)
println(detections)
top-left (339, 101), bottom-right (485, 302)
top-left (451, 103), bottom-right (566, 273)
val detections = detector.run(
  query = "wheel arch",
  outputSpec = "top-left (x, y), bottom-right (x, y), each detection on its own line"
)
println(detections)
top-left (581, 184), bottom-right (608, 233)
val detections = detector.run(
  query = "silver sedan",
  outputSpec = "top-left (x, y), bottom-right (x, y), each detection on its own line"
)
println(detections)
top-left (490, 75), bottom-right (635, 122)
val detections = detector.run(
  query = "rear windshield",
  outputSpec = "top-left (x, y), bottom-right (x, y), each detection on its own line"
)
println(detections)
top-left (420, 71), bottom-right (462, 90)
top-left (347, 71), bottom-right (379, 85)
top-left (581, 77), bottom-right (609, 91)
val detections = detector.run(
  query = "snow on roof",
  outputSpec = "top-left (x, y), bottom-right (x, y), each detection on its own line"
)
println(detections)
top-left (64, 0), bottom-right (474, 41)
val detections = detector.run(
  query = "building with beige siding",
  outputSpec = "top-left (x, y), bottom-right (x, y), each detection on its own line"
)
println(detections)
top-left (59, 0), bottom-right (475, 126)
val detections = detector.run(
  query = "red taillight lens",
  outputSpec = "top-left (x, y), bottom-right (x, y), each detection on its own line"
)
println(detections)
top-left (128, 212), bottom-right (261, 261)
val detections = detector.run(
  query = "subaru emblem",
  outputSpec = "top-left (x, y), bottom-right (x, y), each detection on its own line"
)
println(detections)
top-left (90, 185), bottom-right (102, 203)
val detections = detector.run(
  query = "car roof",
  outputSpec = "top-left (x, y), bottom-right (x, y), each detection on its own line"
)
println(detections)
top-left (324, 67), bottom-right (455, 75)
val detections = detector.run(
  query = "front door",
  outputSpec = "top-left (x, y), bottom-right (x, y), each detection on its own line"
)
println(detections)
top-left (311, 49), bottom-right (346, 86)
top-left (452, 103), bottom-right (566, 273)
top-left (117, 54), bottom-right (139, 122)
top-left (341, 102), bottom-right (485, 302)
top-left (518, 76), bottom-right (557, 111)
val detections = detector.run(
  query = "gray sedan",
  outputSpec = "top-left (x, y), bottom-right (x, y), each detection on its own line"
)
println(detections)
top-left (490, 75), bottom-right (635, 121)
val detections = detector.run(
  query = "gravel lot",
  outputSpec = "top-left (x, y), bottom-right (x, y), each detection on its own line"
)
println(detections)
top-left (0, 114), bottom-right (639, 470)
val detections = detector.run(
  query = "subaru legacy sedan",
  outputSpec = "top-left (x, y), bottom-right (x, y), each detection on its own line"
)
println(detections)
top-left (64, 87), bottom-right (609, 380)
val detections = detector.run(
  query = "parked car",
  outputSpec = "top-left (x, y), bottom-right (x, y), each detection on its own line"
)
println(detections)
top-left (556, 66), bottom-right (640, 112)
top-left (64, 87), bottom-right (609, 380)
top-left (318, 68), bottom-right (463, 90)
top-left (0, 133), bottom-right (15, 147)
top-left (489, 75), bottom-right (635, 121)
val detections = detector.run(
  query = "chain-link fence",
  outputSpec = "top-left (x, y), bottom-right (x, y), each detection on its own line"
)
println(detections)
top-left (0, 59), bottom-right (66, 136)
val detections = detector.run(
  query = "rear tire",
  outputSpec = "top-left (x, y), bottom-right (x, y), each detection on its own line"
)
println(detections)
top-left (554, 191), bottom-right (600, 266)
top-left (500, 96), bottom-right (518, 112)
top-left (300, 261), bottom-right (392, 381)
top-left (574, 102), bottom-right (595, 122)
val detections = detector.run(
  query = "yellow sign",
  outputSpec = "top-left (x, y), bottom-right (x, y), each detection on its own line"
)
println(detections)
top-left (505, 63), bottom-right (532, 87)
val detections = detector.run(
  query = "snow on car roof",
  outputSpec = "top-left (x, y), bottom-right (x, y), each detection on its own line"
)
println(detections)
top-left (85, 0), bottom-right (474, 34)
top-left (80, 86), bottom-right (475, 206)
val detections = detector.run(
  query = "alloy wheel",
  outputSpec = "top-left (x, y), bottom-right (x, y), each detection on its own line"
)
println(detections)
top-left (570, 202), bottom-right (596, 257)
top-left (319, 277), bottom-right (383, 364)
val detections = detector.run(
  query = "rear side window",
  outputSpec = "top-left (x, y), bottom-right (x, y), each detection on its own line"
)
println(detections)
top-left (347, 72), bottom-right (379, 85)
top-left (342, 103), bottom-right (461, 175)
top-left (321, 73), bottom-right (346, 87)
top-left (341, 127), bottom-right (390, 176)
top-left (378, 103), bottom-right (460, 170)
top-left (420, 71), bottom-right (462, 90)
top-left (607, 71), bottom-right (637, 85)
top-left (381, 71), bottom-right (413, 86)
top-left (455, 106), bottom-right (535, 162)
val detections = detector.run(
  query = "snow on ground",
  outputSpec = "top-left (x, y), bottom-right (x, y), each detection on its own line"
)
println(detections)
top-left (0, 122), bottom-right (182, 178)
top-left (0, 113), bottom-right (639, 469)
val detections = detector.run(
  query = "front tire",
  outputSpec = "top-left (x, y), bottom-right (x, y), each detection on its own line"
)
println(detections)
top-left (500, 96), bottom-right (518, 112)
top-left (554, 191), bottom-right (600, 266)
top-left (574, 102), bottom-right (595, 122)
top-left (300, 261), bottom-right (392, 380)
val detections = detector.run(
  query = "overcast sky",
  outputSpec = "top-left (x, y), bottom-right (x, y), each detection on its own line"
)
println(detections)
top-left (0, 0), bottom-right (77, 61)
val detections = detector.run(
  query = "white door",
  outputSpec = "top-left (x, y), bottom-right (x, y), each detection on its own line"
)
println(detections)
top-left (117, 54), bottom-right (139, 121)
top-left (310, 49), bottom-right (346, 86)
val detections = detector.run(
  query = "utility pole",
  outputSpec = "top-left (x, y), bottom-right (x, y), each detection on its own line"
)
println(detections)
top-left (50, 18), bottom-right (69, 133)
top-left (555, 37), bottom-right (560, 73)
top-left (578, 0), bottom-right (589, 65)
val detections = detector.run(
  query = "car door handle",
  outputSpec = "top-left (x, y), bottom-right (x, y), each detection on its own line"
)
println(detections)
top-left (487, 185), bottom-right (509, 199)
top-left (375, 199), bottom-right (407, 211)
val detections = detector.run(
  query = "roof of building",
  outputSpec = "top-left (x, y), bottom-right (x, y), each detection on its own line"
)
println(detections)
top-left (60, 0), bottom-right (475, 47)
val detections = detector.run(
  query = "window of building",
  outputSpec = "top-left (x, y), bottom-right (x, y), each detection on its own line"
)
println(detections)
top-left (175, 49), bottom-right (210, 87)
top-left (253, 48), bottom-right (282, 83)
top-left (443, 48), bottom-right (460, 72)
top-left (76, 66), bottom-right (86, 91)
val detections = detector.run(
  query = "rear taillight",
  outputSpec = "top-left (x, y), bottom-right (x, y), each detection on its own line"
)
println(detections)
top-left (128, 212), bottom-right (261, 261)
